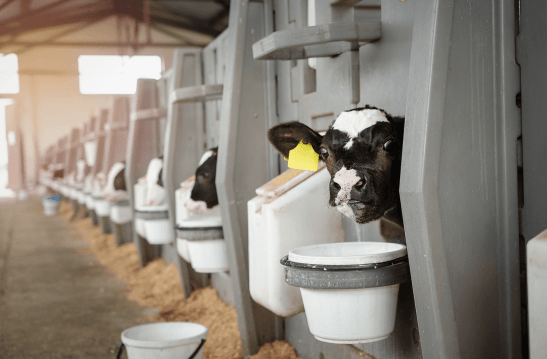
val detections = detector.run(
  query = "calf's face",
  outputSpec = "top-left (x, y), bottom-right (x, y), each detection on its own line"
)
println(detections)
top-left (190, 148), bottom-right (219, 208)
top-left (268, 105), bottom-right (404, 227)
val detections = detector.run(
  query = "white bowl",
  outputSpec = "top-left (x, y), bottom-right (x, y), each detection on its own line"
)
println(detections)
top-left (187, 239), bottom-right (229, 273)
top-left (176, 238), bottom-right (192, 262)
top-left (110, 204), bottom-right (132, 224)
top-left (94, 198), bottom-right (111, 217)
top-left (287, 242), bottom-right (407, 344)
top-left (144, 218), bottom-right (174, 245)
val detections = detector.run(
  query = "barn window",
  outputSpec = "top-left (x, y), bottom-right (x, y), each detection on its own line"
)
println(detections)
top-left (78, 55), bottom-right (162, 95)
top-left (0, 54), bottom-right (20, 94)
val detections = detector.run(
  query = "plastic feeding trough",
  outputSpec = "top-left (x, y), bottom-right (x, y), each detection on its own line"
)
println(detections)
top-left (43, 195), bottom-right (61, 216)
top-left (281, 242), bottom-right (410, 344)
top-left (118, 322), bottom-right (208, 359)
top-left (248, 165), bottom-right (344, 317)
top-left (175, 177), bottom-right (229, 273)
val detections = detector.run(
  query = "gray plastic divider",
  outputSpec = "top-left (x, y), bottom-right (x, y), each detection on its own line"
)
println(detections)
top-left (216, 1), bottom-right (278, 356)
top-left (401, 0), bottom-right (521, 358)
top-left (66, 128), bottom-right (80, 177)
top-left (103, 96), bottom-right (131, 174)
top-left (163, 46), bottom-right (206, 298)
top-left (126, 78), bottom-right (165, 268)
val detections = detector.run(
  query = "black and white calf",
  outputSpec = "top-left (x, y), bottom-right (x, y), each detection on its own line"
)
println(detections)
top-left (268, 105), bottom-right (405, 229)
top-left (102, 162), bottom-right (128, 201)
top-left (190, 147), bottom-right (219, 208)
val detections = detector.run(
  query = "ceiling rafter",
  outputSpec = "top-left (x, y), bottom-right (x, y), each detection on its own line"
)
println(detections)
top-left (0, 0), bottom-right (226, 51)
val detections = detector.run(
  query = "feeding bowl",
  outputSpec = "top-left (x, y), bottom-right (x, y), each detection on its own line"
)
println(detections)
top-left (94, 197), bottom-right (111, 217)
top-left (282, 242), bottom-right (410, 344)
top-left (176, 214), bottom-right (227, 273)
top-left (135, 205), bottom-right (173, 244)
top-left (110, 201), bottom-right (132, 224)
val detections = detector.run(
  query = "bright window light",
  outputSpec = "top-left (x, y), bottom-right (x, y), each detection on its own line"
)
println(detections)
top-left (0, 54), bottom-right (20, 94)
top-left (78, 55), bottom-right (162, 95)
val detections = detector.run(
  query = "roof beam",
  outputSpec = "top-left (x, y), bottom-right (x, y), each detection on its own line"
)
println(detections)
top-left (0, 0), bottom-right (76, 28)
top-left (2, 40), bottom-right (202, 48)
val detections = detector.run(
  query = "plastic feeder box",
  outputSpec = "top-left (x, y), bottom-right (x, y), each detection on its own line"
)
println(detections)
top-left (135, 205), bottom-right (174, 245)
top-left (120, 322), bottom-right (207, 359)
top-left (248, 166), bottom-right (344, 317)
top-left (281, 242), bottom-right (410, 344)
top-left (176, 214), bottom-right (227, 273)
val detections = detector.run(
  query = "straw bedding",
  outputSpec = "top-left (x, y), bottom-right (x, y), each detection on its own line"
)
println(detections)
top-left (61, 202), bottom-right (301, 359)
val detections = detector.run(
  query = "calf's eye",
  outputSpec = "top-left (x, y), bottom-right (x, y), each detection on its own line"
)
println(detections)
top-left (199, 172), bottom-right (210, 179)
top-left (320, 148), bottom-right (329, 160)
top-left (383, 140), bottom-right (397, 153)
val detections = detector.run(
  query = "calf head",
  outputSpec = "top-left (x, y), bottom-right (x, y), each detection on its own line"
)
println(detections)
top-left (268, 105), bottom-right (405, 228)
top-left (112, 162), bottom-right (126, 191)
top-left (190, 147), bottom-right (219, 208)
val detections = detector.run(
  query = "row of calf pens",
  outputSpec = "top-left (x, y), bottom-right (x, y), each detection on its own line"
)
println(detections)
top-left (37, 0), bottom-right (547, 359)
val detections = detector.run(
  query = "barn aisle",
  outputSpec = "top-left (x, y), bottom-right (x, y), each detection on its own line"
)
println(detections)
top-left (0, 197), bottom-right (152, 358)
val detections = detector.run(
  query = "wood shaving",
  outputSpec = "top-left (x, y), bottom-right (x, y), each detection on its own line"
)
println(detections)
top-left (65, 208), bottom-right (300, 359)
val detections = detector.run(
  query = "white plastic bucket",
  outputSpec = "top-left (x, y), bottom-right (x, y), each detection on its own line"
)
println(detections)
top-left (144, 218), bottom-right (174, 245)
top-left (135, 218), bottom-right (147, 238)
top-left (287, 242), bottom-right (407, 344)
top-left (187, 239), bottom-right (229, 273)
top-left (110, 205), bottom-right (133, 224)
top-left (94, 198), bottom-right (111, 217)
top-left (121, 322), bottom-right (208, 359)
top-left (176, 238), bottom-right (192, 262)
top-left (43, 196), bottom-right (61, 216)
top-left (85, 194), bottom-right (95, 209)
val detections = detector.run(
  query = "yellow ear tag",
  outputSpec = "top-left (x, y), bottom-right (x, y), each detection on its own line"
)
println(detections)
top-left (286, 141), bottom-right (319, 171)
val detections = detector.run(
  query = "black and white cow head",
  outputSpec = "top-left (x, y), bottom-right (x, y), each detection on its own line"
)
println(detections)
top-left (190, 147), bottom-right (219, 208)
top-left (268, 105), bottom-right (405, 228)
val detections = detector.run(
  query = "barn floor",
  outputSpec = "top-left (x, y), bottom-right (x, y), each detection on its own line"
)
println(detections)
top-left (0, 197), bottom-right (154, 358)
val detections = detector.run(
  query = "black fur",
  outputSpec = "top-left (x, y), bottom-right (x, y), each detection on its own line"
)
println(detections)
top-left (113, 167), bottom-right (126, 191)
top-left (190, 147), bottom-right (219, 209)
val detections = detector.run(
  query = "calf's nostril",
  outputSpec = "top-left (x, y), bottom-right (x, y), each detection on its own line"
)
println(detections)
top-left (354, 178), bottom-right (366, 190)
top-left (330, 181), bottom-right (341, 191)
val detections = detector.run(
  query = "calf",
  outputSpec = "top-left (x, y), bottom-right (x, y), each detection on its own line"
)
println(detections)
top-left (102, 162), bottom-right (128, 201)
top-left (190, 147), bottom-right (219, 209)
top-left (268, 105), bottom-right (405, 228)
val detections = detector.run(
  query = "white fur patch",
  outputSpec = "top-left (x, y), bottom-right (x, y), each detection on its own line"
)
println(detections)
top-left (332, 109), bottom-right (388, 149)
top-left (102, 162), bottom-right (125, 196)
top-left (145, 157), bottom-right (167, 205)
top-left (337, 202), bottom-right (355, 219)
top-left (333, 166), bottom-right (360, 205)
top-left (198, 150), bottom-right (214, 166)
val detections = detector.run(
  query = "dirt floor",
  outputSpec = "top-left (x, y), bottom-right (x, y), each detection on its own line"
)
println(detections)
top-left (0, 196), bottom-right (301, 358)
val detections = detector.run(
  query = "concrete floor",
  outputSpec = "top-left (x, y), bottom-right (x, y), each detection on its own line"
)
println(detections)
top-left (0, 197), bottom-right (153, 358)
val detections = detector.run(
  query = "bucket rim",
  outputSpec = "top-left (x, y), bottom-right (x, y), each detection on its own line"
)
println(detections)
top-left (121, 322), bottom-right (208, 349)
top-left (288, 241), bottom-right (407, 266)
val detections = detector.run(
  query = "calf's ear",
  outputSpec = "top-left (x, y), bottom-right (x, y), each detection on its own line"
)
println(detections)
top-left (267, 121), bottom-right (323, 158)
